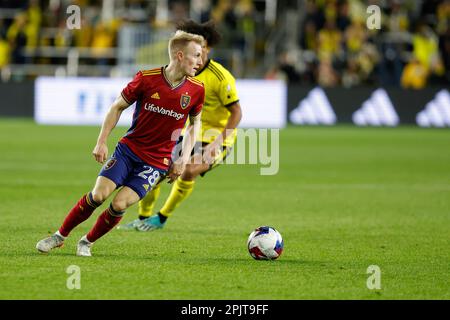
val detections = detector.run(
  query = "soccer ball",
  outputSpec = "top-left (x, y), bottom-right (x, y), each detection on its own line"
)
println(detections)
top-left (247, 226), bottom-right (284, 260)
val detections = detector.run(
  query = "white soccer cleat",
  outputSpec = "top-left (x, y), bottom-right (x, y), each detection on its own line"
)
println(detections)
top-left (36, 233), bottom-right (64, 253)
top-left (76, 235), bottom-right (93, 257)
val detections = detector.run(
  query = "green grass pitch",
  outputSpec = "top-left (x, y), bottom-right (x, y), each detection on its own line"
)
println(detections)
top-left (0, 119), bottom-right (449, 299)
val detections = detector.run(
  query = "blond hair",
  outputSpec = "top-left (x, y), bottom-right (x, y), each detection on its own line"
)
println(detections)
top-left (168, 30), bottom-right (204, 60)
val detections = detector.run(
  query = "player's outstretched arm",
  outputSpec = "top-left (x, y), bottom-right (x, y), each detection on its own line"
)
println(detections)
top-left (167, 112), bottom-right (202, 183)
top-left (92, 95), bottom-right (130, 164)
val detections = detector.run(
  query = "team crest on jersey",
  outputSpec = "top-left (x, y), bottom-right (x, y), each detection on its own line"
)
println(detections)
top-left (104, 159), bottom-right (116, 170)
top-left (180, 94), bottom-right (191, 109)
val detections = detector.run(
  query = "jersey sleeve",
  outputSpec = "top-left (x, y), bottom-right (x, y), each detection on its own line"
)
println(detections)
top-left (218, 71), bottom-right (239, 107)
top-left (189, 86), bottom-right (205, 117)
top-left (121, 71), bottom-right (144, 105)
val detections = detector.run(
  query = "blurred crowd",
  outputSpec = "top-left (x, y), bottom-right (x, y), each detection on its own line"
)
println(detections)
top-left (0, 0), bottom-right (268, 78)
top-left (0, 0), bottom-right (449, 88)
top-left (266, 0), bottom-right (450, 88)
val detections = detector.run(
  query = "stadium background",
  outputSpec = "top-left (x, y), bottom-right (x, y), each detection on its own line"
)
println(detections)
top-left (1, 0), bottom-right (450, 301)
top-left (1, 0), bottom-right (449, 124)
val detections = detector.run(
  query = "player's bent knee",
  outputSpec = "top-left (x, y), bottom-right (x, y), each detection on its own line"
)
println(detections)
top-left (110, 186), bottom-right (141, 212)
top-left (182, 164), bottom-right (209, 180)
top-left (91, 190), bottom-right (109, 204)
top-left (182, 165), bottom-right (200, 180)
top-left (181, 169), bottom-right (196, 180)
top-left (111, 196), bottom-right (136, 212)
top-left (91, 177), bottom-right (116, 203)
top-left (110, 199), bottom-right (127, 212)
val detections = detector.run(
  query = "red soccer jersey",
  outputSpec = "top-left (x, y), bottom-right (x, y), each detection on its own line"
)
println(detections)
top-left (120, 67), bottom-right (204, 170)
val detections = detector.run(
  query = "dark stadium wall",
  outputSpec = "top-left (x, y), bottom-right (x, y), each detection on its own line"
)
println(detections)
top-left (287, 86), bottom-right (449, 126)
top-left (0, 81), bottom-right (34, 117)
top-left (387, 89), bottom-right (439, 124)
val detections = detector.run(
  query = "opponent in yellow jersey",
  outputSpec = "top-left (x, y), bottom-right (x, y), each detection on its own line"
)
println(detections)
top-left (195, 58), bottom-right (239, 147)
top-left (118, 20), bottom-right (242, 231)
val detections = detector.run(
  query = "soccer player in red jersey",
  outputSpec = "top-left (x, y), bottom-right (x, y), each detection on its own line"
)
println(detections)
top-left (36, 31), bottom-right (205, 256)
top-left (118, 20), bottom-right (242, 232)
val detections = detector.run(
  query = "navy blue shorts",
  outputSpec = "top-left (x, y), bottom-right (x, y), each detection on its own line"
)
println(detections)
top-left (99, 143), bottom-right (167, 199)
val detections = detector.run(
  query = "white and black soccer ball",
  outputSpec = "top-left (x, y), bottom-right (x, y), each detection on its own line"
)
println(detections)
top-left (247, 226), bottom-right (284, 260)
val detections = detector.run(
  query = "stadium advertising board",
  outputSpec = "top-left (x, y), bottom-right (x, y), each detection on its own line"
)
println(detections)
top-left (34, 77), bottom-right (287, 128)
top-left (288, 86), bottom-right (450, 127)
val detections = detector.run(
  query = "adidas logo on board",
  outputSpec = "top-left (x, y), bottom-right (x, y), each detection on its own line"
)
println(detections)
top-left (352, 89), bottom-right (399, 126)
top-left (289, 87), bottom-right (337, 125)
top-left (416, 89), bottom-right (450, 127)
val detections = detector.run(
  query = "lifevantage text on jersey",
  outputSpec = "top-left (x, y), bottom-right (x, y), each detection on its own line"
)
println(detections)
top-left (144, 103), bottom-right (185, 120)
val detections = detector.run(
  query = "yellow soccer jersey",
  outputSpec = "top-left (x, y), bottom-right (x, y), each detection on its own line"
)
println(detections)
top-left (193, 59), bottom-right (240, 146)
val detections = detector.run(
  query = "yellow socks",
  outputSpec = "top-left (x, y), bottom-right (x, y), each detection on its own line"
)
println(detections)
top-left (138, 183), bottom-right (161, 218)
top-left (159, 178), bottom-right (195, 217)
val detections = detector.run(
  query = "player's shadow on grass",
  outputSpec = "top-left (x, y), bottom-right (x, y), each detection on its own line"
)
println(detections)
top-left (192, 257), bottom-right (324, 266)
